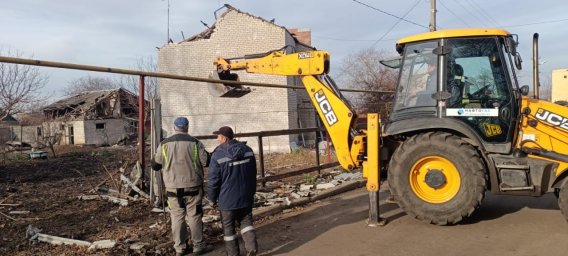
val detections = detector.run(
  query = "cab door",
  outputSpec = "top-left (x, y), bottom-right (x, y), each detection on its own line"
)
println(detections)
top-left (444, 37), bottom-right (519, 146)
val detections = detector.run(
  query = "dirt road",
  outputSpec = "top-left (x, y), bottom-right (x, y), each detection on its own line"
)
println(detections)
top-left (209, 188), bottom-right (568, 256)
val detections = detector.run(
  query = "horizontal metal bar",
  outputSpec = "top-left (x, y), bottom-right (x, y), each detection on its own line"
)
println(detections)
top-left (194, 127), bottom-right (323, 140)
top-left (0, 56), bottom-right (393, 94)
top-left (257, 162), bottom-right (340, 183)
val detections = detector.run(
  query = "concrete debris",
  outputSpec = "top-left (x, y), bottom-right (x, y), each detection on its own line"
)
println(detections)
top-left (316, 183), bottom-right (336, 190)
top-left (333, 172), bottom-right (363, 181)
top-left (266, 197), bottom-right (292, 206)
top-left (202, 215), bottom-right (221, 223)
top-left (265, 181), bottom-right (283, 187)
top-left (35, 233), bottom-right (92, 247)
top-left (289, 192), bottom-right (302, 199)
top-left (295, 191), bottom-right (310, 197)
top-left (120, 174), bottom-right (150, 199)
top-left (88, 240), bottom-right (117, 251)
top-left (255, 192), bottom-right (278, 202)
top-left (78, 195), bottom-right (129, 206)
top-left (26, 225), bottom-right (41, 239)
top-left (129, 242), bottom-right (149, 250)
top-left (9, 210), bottom-right (30, 215)
top-left (273, 188), bottom-right (286, 194)
top-left (27, 225), bottom-right (116, 250)
top-left (299, 184), bottom-right (314, 191)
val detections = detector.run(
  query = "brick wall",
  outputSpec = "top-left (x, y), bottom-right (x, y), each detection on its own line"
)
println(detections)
top-left (158, 9), bottom-right (316, 152)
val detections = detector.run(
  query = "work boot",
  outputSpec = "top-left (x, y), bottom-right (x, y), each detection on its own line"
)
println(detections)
top-left (224, 240), bottom-right (240, 256)
top-left (175, 241), bottom-right (193, 256)
top-left (193, 242), bottom-right (213, 255)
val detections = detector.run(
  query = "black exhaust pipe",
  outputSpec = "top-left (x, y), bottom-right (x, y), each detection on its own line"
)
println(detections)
top-left (532, 33), bottom-right (539, 100)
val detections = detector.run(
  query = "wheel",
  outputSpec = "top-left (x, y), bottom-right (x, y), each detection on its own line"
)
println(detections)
top-left (388, 132), bottom-right (487, 225)
top-left (558, 180), bottom-right (568, 222)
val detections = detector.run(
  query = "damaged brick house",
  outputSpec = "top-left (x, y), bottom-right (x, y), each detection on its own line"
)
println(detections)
top-left (158, 5), bottom-right (316, 152)
top-left (43, 88), bottom-right (145, 145)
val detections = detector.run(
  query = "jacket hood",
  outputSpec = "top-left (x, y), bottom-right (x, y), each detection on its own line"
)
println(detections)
top-left (217, 140), bottom-right (249, 159)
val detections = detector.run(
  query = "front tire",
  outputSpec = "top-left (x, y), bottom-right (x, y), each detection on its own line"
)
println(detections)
top-left (388, 132), bottom-right (486, 225)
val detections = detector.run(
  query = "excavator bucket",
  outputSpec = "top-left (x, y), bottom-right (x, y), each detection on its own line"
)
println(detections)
top-left (207, 70), bottom-right (251, 98)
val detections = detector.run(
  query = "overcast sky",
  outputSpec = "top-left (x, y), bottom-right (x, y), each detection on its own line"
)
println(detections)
top-left (1, 0), bottom-right (567, 100)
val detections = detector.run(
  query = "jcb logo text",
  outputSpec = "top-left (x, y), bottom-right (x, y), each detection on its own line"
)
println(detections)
top-left (314, 90), bottom-right (338, 126)
top-left (535, 109), bottom-right (568, 131)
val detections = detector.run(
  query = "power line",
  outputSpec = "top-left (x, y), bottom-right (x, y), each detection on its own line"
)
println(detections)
top-left (465, 0), bottom-right (498, 27)
top-left (438, 0), bottom-right (471, 27)
top-left (453, 0), bottom-right (489, 27)
top-left (371, 0), bottom-right (422, 48)
top-left (467, 0), bottom-right (500, 26)
top-left (312, 35), bottom-right (398, 42)
top-left (352, 0), bottom-right (428, 29)
top-left (502, 17), bottom-right (568, 28)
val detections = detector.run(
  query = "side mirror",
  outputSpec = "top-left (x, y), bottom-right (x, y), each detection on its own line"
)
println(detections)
top-left (520, 85), bottom-right (529, 96)
top-left (514, 53), bottom-right (523, 70)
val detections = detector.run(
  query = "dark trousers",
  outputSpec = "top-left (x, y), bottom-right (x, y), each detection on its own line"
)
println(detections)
top-left (220, 207), bottom-right (258, 256)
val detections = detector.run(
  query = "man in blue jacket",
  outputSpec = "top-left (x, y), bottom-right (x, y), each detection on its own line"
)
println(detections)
top-left (208, 126), bottom-right (258, 256)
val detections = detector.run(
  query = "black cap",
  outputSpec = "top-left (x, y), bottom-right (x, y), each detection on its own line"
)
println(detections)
top-left (213, 126), bottom-right (234, 139)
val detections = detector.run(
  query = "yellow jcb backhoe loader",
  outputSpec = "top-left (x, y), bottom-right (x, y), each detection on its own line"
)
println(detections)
top-left (210, 28), bottom-right (568, 225)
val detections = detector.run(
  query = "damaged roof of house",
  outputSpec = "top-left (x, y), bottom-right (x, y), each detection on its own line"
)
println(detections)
top-left (43, 88), bottom-right (141, 120)
top-left (180, 4), bottom-right (313, 49)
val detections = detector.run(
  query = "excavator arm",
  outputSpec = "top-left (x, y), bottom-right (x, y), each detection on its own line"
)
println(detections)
top-left (211, 50), bottom-right (380, 192)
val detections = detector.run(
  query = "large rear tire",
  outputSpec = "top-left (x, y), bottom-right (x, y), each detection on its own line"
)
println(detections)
top-left (388, 132), bottom-right (486, 225)
top-left (558, 180), bottom-right (568, 222)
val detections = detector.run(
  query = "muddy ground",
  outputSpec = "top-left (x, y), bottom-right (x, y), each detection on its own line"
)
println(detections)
top-left (0, 145), bottom-right (334, 255)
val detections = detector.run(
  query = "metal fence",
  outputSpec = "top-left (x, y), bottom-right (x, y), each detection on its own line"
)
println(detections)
top-left (194, 127), bottom-right (339, 185)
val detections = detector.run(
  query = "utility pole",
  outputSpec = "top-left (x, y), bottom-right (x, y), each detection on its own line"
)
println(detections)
top-left (166, 0), bottom-right (170, 42)
top-left (429, 0), bottom-right (437, 32)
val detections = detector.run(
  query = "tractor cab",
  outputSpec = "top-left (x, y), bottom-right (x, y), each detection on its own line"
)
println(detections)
top-left (385, 29), bottom-right (524, 153)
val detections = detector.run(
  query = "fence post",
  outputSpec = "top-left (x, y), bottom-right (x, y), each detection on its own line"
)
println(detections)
top-left (258, 135), bottom-right (265, 187)
top-left (138, 75), bottom-right (145, 190)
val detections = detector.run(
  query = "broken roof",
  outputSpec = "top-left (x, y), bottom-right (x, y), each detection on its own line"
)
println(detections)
top-left (44, 88), bottom-right (128, 111)
top-left (43, 88), bottom-right (141, 120)
top-left (181, 4), bottom-right (313, 49)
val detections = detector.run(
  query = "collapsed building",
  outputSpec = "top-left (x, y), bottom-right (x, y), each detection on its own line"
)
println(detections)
top-left (158, 5), bottom-right (317, 153)
top-left (42, 88), bottom-right (145, 146)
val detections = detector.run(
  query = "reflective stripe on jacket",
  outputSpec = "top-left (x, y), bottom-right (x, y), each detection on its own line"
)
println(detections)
top-left (153, 132), bottom-right (209, 189)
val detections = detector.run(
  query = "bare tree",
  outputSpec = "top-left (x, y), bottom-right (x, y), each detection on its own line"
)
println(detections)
top-left (116, 56), bottom-right (159, 100)
top-left (0, 49), bottom-right (49, 121)
top-left (63, 75), bottom-right (117, 96)
top-left (338, 48), bottom-right (398, 116)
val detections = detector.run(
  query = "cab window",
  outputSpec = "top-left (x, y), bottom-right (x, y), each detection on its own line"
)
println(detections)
top-left (394, 41), bottom-right (438, 110)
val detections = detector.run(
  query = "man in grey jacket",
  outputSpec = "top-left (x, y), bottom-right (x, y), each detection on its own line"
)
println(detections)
top-left (151, 117), bottom-right (210, 256)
